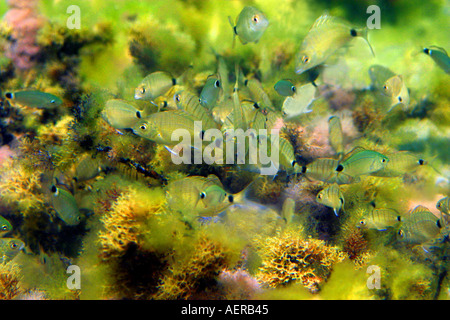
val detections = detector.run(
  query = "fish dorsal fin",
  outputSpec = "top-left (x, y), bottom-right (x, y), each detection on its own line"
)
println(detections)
top-left (341, 146), bottom-right (366, 162)
top-left (310, 13), bottom-right (335, 31)
top-left (428, 46), bottom-right (448, 55)
top-left (205, 174), bottom-right (223, 187)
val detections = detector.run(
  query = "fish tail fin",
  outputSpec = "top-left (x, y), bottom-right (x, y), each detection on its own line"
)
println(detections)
top-left (228, 16), bottom-right (236, 49)
top-left (359, 27), bottom-right (375, 57)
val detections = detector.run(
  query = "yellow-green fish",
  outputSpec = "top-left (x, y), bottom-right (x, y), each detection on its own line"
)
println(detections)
top-left (328, 116), bottom-right (344, 159)
top-left (228, 6), bottom-right (269, 47)
top-left (101, 99), bottom-right (143, 129)
top-left (370, 151), bottom-right (428, 177)
top-left (316, 183), bottom-right (344, 216)
top-left (199, 74), bottom-right (222, 110)
top-left (132, 110), bottom-right (203, 146)
top-left (134, 71), bottom-right (176, 101)
top-left (357, 208), bottom-right (402, 231)
top-left (436, 197), bottom-right (449, 215)
top-left (165, 175), bottom-right (236, 217)
top-left (297, 158), bottom-right (357, 185)
top-left (276, 137), bottom-right (296, 170)
top-left (274, 80), bottom-right (296, 97)
top-left (173, 89), bottom-right (218, 130)
top-left (281, 83), bottom-right (317, 119)
top-left (368, 64), bottom-right (396, 91)
top-left (5, 90), bottom-right (63, 109)
top-left (50, 185), bottom-right (83, 226)
top-left (422, 46), bottom-right (450, 74)
top-left (398, 205), bottom-right (443, 244)
top-left (74, 155), bottom-right (105, 183)
top-left (0, 216), bottom-right (12, 237)
top-left (295, 14), bottom-right (374, 75)
top-left (0, 238), bottom-right (24, 263)
top-left (232, 64), bottom-right (247, 132)
top-left (336, 147), bottom-right (388, 177)
top-left (381, 75), bottom-right (410, 112)
top-left (245, 78), bottom-right (274, 110)
top-left (281, 198), bottom-right (296, 225)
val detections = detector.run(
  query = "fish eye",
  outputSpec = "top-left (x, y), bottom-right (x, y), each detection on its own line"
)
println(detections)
top-left (10, 242), bottom-right (18, 249)
top-left (381, 158), bottom-right (387, 163)
top-left (359, 220), bottom-right (366, 225)
top-left (398, 96), bottom-right (402, 102)
top-left (200, 192), bottom-right (206, 199)
top-left (252, 15), bottom-right (259, 23)
top-left (1, 225), bottom-right (7, 230)
top-left (140, 87), bottom-right (146, 94)
top-left (398, 230), bottom-right (404, 237)
top-left (228, 195), bottom-right (234, 203)
top-left (291, 160), bottom-right (296, 167)
top-left (5, 92), bottom-right (13, 99)
top-left (136, 111), bottom-right (141, 119)
top-left (175, 94), bottom-right (181, 102)
top-left (383, 85), bottom-right (388, 90)
top-left (51, 185), bottom-right (58, 194)
top-left (418, 159), bottom-right (425, 165)
top-left (214, 80), bottom-right (220, 88)
top-left (423, 48), bottom-right (429, 54)
top-left (302, 55), bottom-right (309, 64)
top-left (317, 194), bottom-right (322, 199)
top-left (291, 86), bottom-right (296, 93)
top-left (437, 203), bottom-right (441, 208)
top-left (140, 124), bottom-right (147, 130)
top-left (50, 100), bottom-right (56, 104)
top-left (336, 164), bottom-right (344, 172)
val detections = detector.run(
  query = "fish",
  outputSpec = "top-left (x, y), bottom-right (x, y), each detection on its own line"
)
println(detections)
top-left (173, 89), bottom-right (218, 130)
top-left (101, 99), bottom-right (144, 129)
top-left (228, 6), bottom-right (269, 48)
top-left (296, 158), bottom-right (357, 184)
top-left (370, 151), bottom-right (428, 177)
top-left (328, 116), bottom-right (344, 159)
top-left (50, 185), bottom-right (83, 226)
top-left (199, 74), bottom-right (222, 110)
top-left (0, 238), bottom-right (24, 263)
top-left (134, 71), bottom-right (177, 101)
top-left (74, 155), bottom-right (105, 183)
top-left (357, 208), bottom-right (402, 231)
top-left (316, 183), bottom-right (344, 216)
top-left (276, 136), bottom-right (296, 170)
top-left (165, 175), bottom-right (238, 217)
top-left (381, 75), bottom-right (410, 112)
top-left (245, 78), bottom-right (274, 110)
top-left (232, 64), bottom-right (247, 133)
top-left (422, 46), bottom-right (450, 74)
top-left (132, 110), bottom-right (203, 146)
top-left (436, 197), bottom-right (449, 215)
top-left (5, 90), bottom-right (63, 109)
top-left (281, 198), bottom-right (296, 225)
top-left (295, 14), bottom-right (374, 75)
top-left (368, 64), bottom-right (396, 91)
top-left (274, 80), bottom-right (296, 96)
top-left (398, 205), bottom-right (443, 244)
top-left (336, 147), bottom-right (389, 177)
top-left (281, 83), bottom-right (317, 119)
top-left (0, 216), bottom-right (12, 237)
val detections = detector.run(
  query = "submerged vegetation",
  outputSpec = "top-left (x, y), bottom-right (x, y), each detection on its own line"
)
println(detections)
top-left (0, 0), bottom-right (449, 300)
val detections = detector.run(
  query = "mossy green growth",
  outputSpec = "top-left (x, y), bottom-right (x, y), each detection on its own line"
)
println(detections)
top-left (318, 261), bottom-right (375, 299)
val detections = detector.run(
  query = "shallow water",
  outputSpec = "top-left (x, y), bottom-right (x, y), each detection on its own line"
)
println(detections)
top-left (0, 0), bottom-right (449, 300)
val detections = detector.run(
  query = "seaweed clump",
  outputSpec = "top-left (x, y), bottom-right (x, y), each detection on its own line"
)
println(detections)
top-left (0, 261), bottom-right (23, 300)
top-left (255, 229), bottom-right (346, 293)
